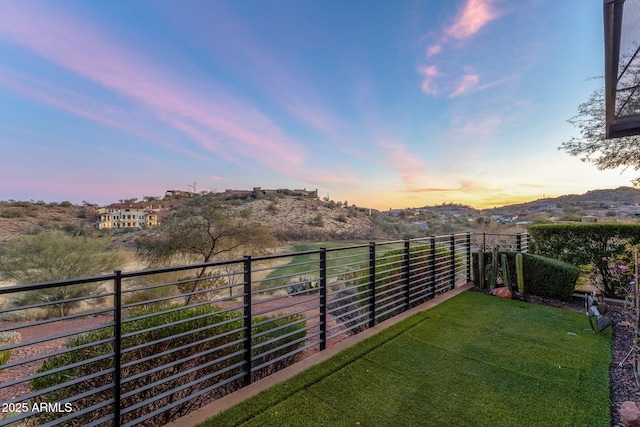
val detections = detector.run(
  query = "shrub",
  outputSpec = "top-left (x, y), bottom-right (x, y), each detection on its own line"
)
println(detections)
top-left (311, 214), bottom-right (324, 227)
top-left (522, 253), bottom-right (579, 301)
top-left (0, 208), bottom-right (23, 218)
top-left (30, 304), bottom-right (306, 426)
top-left (529, 223), bottom-right (640, 297)
top-left (327, 286), bottom-right (369, 334)
top-left (472, 251), bottom-right (579, 301)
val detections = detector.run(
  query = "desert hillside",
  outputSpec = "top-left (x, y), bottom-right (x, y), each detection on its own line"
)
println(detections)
top-left (237, 198), bottom-right (374, 240)
top-left (0, 197), bottom-right (380, 246)
top-left (0, 201), bottom-right (94, 243)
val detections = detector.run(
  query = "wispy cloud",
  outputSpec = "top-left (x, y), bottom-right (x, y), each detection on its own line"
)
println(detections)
top-left (445, 0), bottom-right (500, 40)
top-left (159, 4), bottom-right (345, 138)
top-left (426, 44), bottom-right (442, 58)
top-left (418, 66), bottom-right (441, 95)
top-left (417, 0), bottom-right (503, 98)
top-left (449, 73), bottom-right (479, 97)
top-left (451, 114), bottom-right (503, 135)
top-left (0, 2), bottom-right (309, 178)
top-left (377, 140), bottom-right (428, 188)
top-left (0, 67), bottom-right (203, 160)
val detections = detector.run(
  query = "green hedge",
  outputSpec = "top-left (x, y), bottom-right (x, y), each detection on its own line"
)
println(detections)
top-left (473, 251), bottom-right (579, 301)
top-left (522, 253), bottom-right (580, 301)
top-left (30, 304), bottom-right (306, 426)
top-left (529, 223), bottom-right (640, 297)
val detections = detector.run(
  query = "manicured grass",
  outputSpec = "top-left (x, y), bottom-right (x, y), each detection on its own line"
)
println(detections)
top-left (263, 241), bottom-right (372, 283)
top-left (199, 292), bottom-right (612, 427)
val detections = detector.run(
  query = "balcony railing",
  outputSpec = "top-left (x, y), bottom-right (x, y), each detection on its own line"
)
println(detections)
top-left (0, 232), bottom-right (528, 426)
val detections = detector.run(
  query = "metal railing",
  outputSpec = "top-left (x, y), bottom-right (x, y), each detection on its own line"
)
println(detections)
top-left (0, 232), bottom-right (527, 426)
top-left (471, 232), bottom-right (530, 253)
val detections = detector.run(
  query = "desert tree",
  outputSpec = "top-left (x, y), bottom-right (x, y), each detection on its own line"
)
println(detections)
top-left (135, 203), bottom-right (274, 303)
top-left (0, 231), bottom-right (124, 317)
top-left (560, 86), bottom-right (640, 184)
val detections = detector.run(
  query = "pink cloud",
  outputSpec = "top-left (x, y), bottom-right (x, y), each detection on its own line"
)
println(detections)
top-left (161, 5), bottom-right (345, 137)
top-left (417, 0), bottom-right (503, 97)
top-left (378, 141), bottom-right (428, 188)
top-left (0, 67), bottom-right (205, 160)
top-left (455, 115), bottom-right (502, 134)
top-left (446, 0), bottom-right (500, 39)
top-left (0, 2), bottom-right (309, 178)
top-left (427, 44), bottom-right (442, 58)
top-left (449, 73), bottom-right (479, 97)
top-left (419, 66), bottom-right (441, 95)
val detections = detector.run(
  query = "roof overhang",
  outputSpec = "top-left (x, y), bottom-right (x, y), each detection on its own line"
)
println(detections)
top-left (604, 0), bottom-right (640, 138)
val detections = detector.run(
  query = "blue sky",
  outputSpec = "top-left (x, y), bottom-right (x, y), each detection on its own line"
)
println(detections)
top-left (0, 0), bottom-right (633, 209)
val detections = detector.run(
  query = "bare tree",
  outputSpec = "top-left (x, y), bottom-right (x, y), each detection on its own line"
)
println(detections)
top-left (559, 86), bottom-right (640, 185)
top-left (135, 203), bottom-right (274, 304)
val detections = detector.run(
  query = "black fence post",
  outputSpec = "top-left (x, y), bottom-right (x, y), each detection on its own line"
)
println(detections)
top-left (482, 232), bottom-right (486, 252)
top-left (243, 256), bottom-right (252, 387)
top-left (319, 248), bottom-right (327, 351)
top-left (404, 239), bottom-right (411, 311)
top-left (516, 233), bottom-right (522, 253)
top-left (369, 242), bottom-right (376, 328)
top-left (429, 237), bottom-right (436, 299)
top-left (466, 232), bottom-right (471, 283)
top-left (450, 235), bottom-right (456, 290)
top-left (113, 270), bottom-right (122, 427)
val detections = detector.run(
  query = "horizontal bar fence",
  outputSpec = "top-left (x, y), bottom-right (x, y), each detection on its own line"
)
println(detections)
top-left (0, 232), bottom-right (527, 426)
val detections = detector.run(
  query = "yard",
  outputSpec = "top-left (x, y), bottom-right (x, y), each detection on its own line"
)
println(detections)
top-left (200, 291), bottom-right (611, 427)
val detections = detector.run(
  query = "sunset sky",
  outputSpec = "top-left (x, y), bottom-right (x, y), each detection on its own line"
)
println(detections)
top-left (0, 0), bottom-right (634, 210)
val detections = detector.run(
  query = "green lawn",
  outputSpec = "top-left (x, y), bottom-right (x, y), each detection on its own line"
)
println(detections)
top-left (261, 242), bottom-right (373, 287)
top-left (199, 292), bottom-right (612, 427)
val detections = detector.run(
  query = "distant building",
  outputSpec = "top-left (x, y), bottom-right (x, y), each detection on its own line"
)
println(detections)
top-left (616, 205), bottom-right (640, 217)
top-left (97, 204), bottom-right (163, 229)
top-left (164, 190), bottom-right (197, 199)
top-left (224, 189), bottom-right (252, 199)
top-left (581, 215), bottom-right (598, 223)
top-left (535, 204), bottom-right (561, 213)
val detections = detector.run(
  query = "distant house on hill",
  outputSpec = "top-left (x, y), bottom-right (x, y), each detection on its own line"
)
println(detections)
top-left (164, 190), bottom-right (198, 199)
top-left (224, 189), bottom-right (252, 200)
top-left (96, 203), bottom-right (163, 230)
top-left (535, 204), bottom-right (561, 213)
top-left (223, 187), bottom-right (318, 200)
top-left (616, 205), bottom-right (640, 217)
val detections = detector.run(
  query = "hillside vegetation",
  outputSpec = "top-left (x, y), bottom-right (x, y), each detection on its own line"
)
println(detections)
top-left (2, 186), bottom-right (640, 247)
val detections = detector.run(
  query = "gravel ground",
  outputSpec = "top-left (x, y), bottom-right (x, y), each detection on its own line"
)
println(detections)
top-left (608, 305), bottom-right (640, 426)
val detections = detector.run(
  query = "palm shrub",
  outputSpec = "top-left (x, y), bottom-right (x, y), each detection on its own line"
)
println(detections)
top-left (30, 304), bottom-right (306, 426)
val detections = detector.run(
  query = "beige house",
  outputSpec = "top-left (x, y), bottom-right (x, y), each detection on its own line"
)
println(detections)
top-left (97, 204), bottom-right (162, 230)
